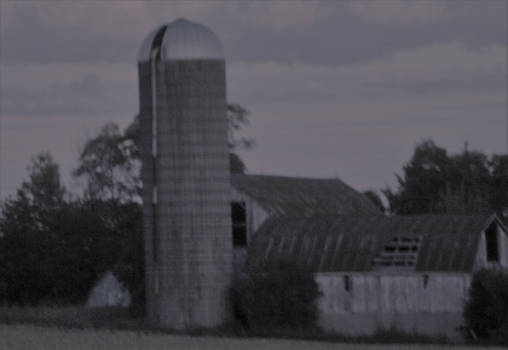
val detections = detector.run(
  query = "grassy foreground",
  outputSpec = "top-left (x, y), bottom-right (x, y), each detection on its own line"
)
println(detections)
top-left (0, 325), bottom-right (504, 350)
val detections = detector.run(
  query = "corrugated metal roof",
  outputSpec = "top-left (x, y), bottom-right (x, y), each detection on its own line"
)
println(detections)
top-left (247, 214), bottom-right (501, 272)
top-left (231, 174), bottom-right (382, 217)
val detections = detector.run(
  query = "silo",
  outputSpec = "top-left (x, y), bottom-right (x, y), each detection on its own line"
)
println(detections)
top-left (137, 18), bottom-right (232, 328)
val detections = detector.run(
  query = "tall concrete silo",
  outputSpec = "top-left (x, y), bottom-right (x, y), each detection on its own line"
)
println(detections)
top-left (137, 18), bottom-right (232, 329)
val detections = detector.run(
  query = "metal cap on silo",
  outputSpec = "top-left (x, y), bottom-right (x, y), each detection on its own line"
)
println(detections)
top-left (138, 18), bottom-right (224, 61)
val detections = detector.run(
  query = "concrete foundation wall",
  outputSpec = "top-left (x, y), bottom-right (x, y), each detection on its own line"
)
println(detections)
top-left (316, 273), bottom-right (471, 337)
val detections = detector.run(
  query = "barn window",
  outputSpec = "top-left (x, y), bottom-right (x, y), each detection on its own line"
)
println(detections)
top-left (344, 275), bottom-right (352, 293)
top-left (486, 224), bottom-right (499, 262)
top-left (231, 201), bottom-right (247, 247)
top-left (373, 236), bottom-right (421, 268)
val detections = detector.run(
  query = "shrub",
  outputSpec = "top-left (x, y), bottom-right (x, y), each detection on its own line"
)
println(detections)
top-left (463, 268), bottom-right (508, 344)
top-left (230, 260), bottom-right (321, 331)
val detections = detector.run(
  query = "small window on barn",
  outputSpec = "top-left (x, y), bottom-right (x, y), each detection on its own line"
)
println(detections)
top-left (231, 201), bottom-right (247, 247)
top-left (344, 275), bottom-right (352, 293)
top-left (485, 224), bottom-right (499, 262)
top-left (373, 236), bottom-right (421, 268)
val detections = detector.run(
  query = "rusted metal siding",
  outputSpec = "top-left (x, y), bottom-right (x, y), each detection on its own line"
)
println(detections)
top-left (316, 273), bottom-right (471, 337)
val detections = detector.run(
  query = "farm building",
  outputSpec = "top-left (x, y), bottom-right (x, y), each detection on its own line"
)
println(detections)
top-left (87, 172), bottom-right (507, 337)
top-left (132, 17), bottom-right (508, 337)
top-left (87, 271), bottom-right (130, 307)
top-left (230, 174), bottom-right (381, 269)
top-left (246, 213), bottom-right (508, 337)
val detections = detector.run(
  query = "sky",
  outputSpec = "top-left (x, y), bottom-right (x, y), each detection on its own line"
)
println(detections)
top-left (0, 0), bottom-right (506, 201)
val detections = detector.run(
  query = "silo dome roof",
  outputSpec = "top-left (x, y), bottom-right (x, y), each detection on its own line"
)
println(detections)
top-left (138, 18), bottom-right (224, 61)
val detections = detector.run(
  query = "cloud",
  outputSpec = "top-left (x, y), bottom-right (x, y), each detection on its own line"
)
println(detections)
top-left (349, 1), bottom-right (445, 23)
top-left (0, 1), bottom-right (506, 200)
top-left (228, 43), bottom-right (507, 105)
top-left (226, 41), bottom-right (506, 188)
top-left (1, 1), bottom-right (505, 66)
top-left (0, 63), bottom-right (138, 117)
top-left (241, 1), bottom-right (321, 31)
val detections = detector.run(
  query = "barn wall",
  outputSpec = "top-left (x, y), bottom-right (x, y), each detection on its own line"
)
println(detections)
top-left (231, 187), bottom-right (270, 239)
top-left (316, 273), bottom-right (471, 337)
top-left (231, 187), bottom-right (270, 271)
top-left (496, 223), bottom-right (508, 266)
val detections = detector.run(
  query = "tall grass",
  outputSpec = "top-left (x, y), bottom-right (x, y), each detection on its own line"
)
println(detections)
top-left (0, 306), bottom-right (137, 329)
top-left (1, 324), bottom-right (505, 350)
top-left (0, 306), bottom-right (498, 347)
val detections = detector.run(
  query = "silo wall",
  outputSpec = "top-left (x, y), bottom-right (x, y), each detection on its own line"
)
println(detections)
top-left (138, 59), bottom-right (232, 329)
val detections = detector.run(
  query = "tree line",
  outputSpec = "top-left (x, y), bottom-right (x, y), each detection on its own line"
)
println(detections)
top-left (368, 140), bottom-right (508, 217)
top-left (0, 104), bottom-right (253, 308)
top-left (0, 110), bottom-right (506, 308)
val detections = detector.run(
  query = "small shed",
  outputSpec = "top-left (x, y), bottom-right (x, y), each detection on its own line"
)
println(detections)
top-left (86, 271), bottom-right (131, 307)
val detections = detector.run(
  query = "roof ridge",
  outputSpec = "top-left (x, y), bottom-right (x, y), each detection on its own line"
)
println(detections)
top-left (232, 173), bottom-right (346, 182)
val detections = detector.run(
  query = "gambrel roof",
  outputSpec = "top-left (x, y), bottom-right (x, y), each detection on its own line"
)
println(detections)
top-left (231, 174), bottom-right (382, 217)
top-left (247, 213), bottom-right (505, 273)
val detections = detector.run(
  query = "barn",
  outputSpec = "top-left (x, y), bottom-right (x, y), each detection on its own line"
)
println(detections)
top-left (246, 212), bottom-right (508, 337)
top-left (230, 174), bottom-right (381, 269)
top-left (87, 172), bottom-right (507, 338)
top-left (129, 17), bottom-right (507, 336)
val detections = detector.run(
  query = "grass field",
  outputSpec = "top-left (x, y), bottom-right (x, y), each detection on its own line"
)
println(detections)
top-left (0, 325), bottom-right (505, 350)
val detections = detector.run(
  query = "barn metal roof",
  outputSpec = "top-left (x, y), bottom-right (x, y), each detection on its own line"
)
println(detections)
top-left (231, 174), bottom-right (382, 217)
top-left (247, 214), bottom-right (503, 273)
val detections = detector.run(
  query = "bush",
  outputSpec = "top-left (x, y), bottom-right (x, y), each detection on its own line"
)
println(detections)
top-left (463, 268), bottom-right (508, 344)
top-left (230, 260), bottom-right (320, 331)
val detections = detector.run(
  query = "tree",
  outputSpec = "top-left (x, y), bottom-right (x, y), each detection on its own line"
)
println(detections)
top-left (384, 140), bottom-right (453, 214)
top-left (231, 260), bottom-right (320, 331)
top-left (71, 104), bottom-right (254, 311)
top-left (73, 122), bottom-right (140, 202)
top-left (0, 152), bottom-right (69, 304)
top-left (0, 152), bottom-right (135, 305)
top-left (490, 154), bottom-right (508, 216)
top-left (227, 104), bottom-right (255, 151)
top-left (384, 140), bottom-right (505, 216)
top-left (463, 269), bottom-right (508, 344)
top-left (73, 103), bottom-right (253, 200)
top-left (230, 153), bottom-right (246, 174)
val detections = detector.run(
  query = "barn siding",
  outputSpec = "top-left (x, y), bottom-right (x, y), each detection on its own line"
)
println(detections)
top-left (497, 223), bottom-right (508, 266)
top-left (316, 273), bottom-right (471, 337)
top-left (231, 186), bottom-right (270, 240)
top-left (231, 186), bottom-right (270, 272)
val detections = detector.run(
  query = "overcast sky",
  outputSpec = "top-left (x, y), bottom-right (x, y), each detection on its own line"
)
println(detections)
top-left (0, 0), bottom-right (506, 201)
